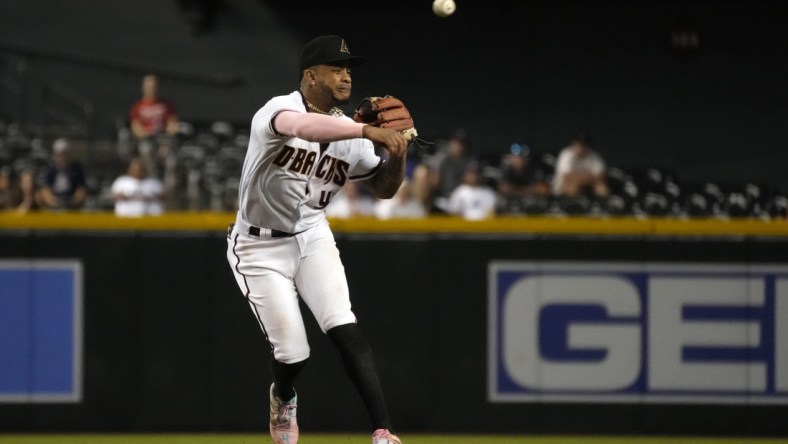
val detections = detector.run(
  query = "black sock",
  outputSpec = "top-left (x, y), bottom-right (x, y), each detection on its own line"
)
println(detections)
top-left (327, 323), bottom-right (392, 431)
top-left (271, 358), bottom-right (307, 401)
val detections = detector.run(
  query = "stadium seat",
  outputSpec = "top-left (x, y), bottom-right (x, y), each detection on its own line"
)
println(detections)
top-left (767, 195), bottom-right (787, 219)
top-left (605, 193), bottom-right (630, 216)
top-left (642, 192), bottom-right (670, 216)
top-left (684, 192), bottom-right (711, 217)
top-left (210, 120), bottom-right (234, 143)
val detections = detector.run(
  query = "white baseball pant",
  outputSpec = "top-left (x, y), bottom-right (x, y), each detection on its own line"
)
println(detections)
top-left (226, 219), bottom-right (357, 364)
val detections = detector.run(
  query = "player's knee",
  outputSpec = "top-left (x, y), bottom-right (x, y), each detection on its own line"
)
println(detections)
top-left (272, 340), bottom-right (311, 364)
top-left (273, 348), bottom-right (310, 364)
top-left (318, 307), bottom-right (357, 333)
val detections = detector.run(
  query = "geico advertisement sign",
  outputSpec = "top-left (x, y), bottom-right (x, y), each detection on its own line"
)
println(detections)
top-left (488, 262), bottom-right (788, 404)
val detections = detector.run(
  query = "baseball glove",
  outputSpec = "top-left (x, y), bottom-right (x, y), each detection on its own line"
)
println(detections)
top-left (353, 96), bottom-right (417, 140)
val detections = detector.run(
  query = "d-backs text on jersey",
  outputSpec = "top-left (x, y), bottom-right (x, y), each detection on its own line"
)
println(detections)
top-left (273, 145), bottom-right (350, 187)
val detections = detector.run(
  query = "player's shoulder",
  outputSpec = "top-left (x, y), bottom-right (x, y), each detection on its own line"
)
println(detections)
top-left (261, 91), bottom-right (304, 113)
top-left (252, 91), bottom-right (304, 125)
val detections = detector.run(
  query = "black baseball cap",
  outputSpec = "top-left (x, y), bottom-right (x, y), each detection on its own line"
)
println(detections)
top-left (298, 35), bottom-right (367, 72)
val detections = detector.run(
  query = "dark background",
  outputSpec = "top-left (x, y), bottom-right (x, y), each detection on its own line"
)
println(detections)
top-left (1, 229), bottom-right (787, 435)
top-left (1, 0), bottom-right (787, 190)
top-left (3, 1), bottom-right (788, 436)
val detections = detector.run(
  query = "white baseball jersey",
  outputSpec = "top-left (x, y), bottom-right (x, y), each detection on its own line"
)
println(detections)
top-left (236, 91), bottom-right (382, 233)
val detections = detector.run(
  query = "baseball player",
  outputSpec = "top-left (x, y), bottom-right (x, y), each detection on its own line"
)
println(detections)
top-left (226, 35), bottom-right (412, 444)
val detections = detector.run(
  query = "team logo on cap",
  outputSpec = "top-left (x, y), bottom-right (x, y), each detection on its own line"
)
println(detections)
top-left (340, 39), bottom-right (350, 54)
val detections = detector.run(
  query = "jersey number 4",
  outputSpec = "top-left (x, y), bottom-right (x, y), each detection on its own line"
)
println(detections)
top-left (317, 191), bottom-right (334, 209)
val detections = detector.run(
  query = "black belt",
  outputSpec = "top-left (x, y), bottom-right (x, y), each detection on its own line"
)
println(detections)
top-left (228, 223), bottom-right (295, 238)
top-left (248, 226), bottom-right (294, 238)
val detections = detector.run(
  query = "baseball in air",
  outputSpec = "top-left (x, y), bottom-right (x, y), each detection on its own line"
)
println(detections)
top-left (432, 0), bottom-right (456, 17)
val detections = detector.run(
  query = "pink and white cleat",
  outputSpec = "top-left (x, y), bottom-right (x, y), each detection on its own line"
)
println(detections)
top-left (372, 428), bottom-right (402, 444)
top-left (269, 384), bottom-right (298, 444)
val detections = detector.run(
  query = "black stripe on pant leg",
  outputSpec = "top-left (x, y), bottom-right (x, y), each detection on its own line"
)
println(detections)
top-left (232, 232), bottom-right (275, 355)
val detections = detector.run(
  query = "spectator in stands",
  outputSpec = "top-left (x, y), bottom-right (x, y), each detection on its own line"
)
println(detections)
top-left (325, 181), bottom-right (376, 219)
top-left (552, 131), bottom-right (609, 198)
top-left (111, 157), bottom-right (165, 217)
top-left (433, 130), bottom-right (473, 198)
top-left (448, 161), bottom-right (497, 220)
top-left (12, 167), bottom-right (41, 214)
top-left (38, 138), bottom-right (88, 210)
top-left (129, 74), bottom-right (178, 140)
top-left (374, 180), bottom-right (427, 220)
top-left (409, 163), bottom-right (442, 214)
top-left (129, 74), bottom-right (179, 181)
top-left (497, 143), bottom-right (550, 199)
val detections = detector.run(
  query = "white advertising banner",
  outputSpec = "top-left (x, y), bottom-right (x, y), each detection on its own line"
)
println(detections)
top-left (488, 262), bottom-right (788, 404)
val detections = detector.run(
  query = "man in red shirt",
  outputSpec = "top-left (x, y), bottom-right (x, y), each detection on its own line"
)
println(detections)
top-left (129, 74), bottom-right (178, 139)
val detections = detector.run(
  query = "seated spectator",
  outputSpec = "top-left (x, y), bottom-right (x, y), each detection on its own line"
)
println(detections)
top-left (552, 131), bottom-right (609, 198)
top-left (433, 130), bottom-right (473, 198)
top-left (409, 163), bottom-right (443, 214)
top-left (111, 157), bottom-right (165, 217)
top-left (12, 168), bottom-right (41, 214)
top-left (374, 180), bottom-right (427, 220)
top-left (448, 161), bottom-right (497, 220)
top-left (38, 138), bottom-right (88, 210)
top-left (325, 181), bottom-right (376, 219)
top-left (497, 143), bottom-right (550, 198)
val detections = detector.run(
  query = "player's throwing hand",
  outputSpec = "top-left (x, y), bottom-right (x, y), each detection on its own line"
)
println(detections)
top-left (362, 125), bottom-right (409, 156)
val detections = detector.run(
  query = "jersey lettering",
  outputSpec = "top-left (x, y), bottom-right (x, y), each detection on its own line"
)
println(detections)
top-left (276, 147), bottom-right (322, 176)
top-left (315, 156), bottom-right (349, 186)
top-left (289, 148), bottom-right (308, 173)
top-left (302, 151), bottom-right (317, 175)
top-left (272, 145), bottom-right (296, 167)
top-left (274, 145), bottom-right (352, 187)
top-left (333, 160), bottom-right (349, 186)
top-left (316, 155), bottom-right (336, 181)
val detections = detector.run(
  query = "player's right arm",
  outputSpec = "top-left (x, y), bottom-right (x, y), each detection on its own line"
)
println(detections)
top-left (272, 111), bottom-right (407, 150)
top-left (266, 107), bottom-right (408, 198)
top-left (272, 111), bottom-right (364, 142)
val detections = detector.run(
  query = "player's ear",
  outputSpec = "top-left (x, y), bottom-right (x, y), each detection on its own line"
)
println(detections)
top-left (304, 68), bottom-right (318, 85)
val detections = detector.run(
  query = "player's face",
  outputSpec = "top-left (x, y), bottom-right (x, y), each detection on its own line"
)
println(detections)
top-left (314, 63), bottom-right (353, 105)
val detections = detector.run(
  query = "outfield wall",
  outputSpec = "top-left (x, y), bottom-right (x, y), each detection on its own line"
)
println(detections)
top-left (1, 214), bottom-right (787, 435)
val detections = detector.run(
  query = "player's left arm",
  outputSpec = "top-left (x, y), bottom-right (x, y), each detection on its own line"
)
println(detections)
top-left (361, 126), bottom-right (408, 199)
top-left (364, 151), bottom-right (407, 199)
